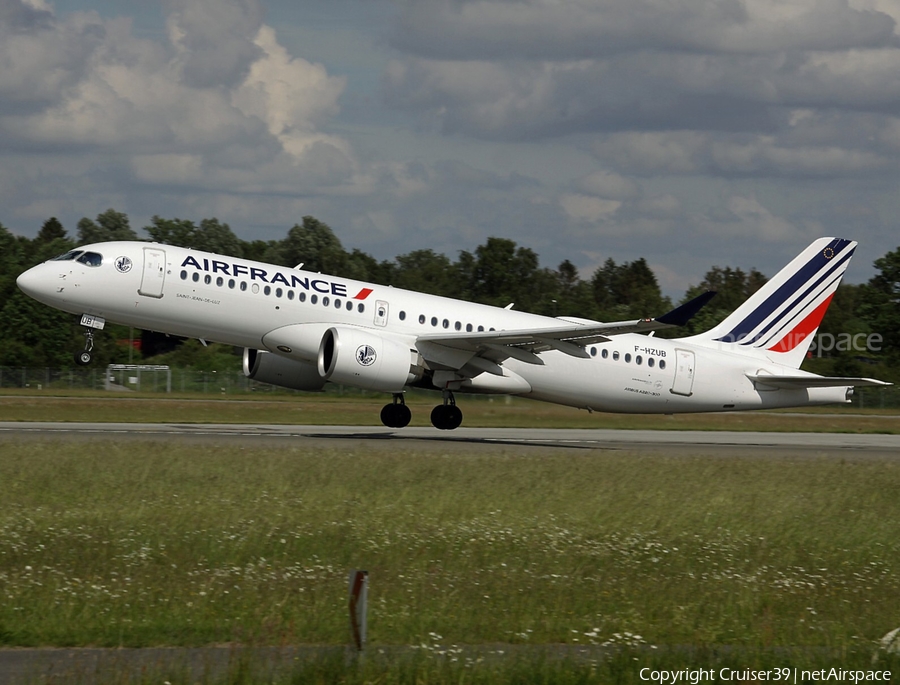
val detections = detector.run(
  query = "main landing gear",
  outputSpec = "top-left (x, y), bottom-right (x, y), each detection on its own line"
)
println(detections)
top-left (380, 394), bottom-right (412, 428)
top-left (431, 390), bottom-right (462, 430)
top-left (379, 390), bottom-right (464, 430)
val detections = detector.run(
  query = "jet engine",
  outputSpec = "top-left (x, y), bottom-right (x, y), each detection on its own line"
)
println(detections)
top-left (242, 348), bottom-right (327, 391)
top-left (317, 326), bottom-right (422, 392)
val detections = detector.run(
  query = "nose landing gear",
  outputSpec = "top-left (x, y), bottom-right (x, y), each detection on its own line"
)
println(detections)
top-left (430, 390), bottom-right (463, 430)
top-left (74, 314), bottom-right (105, 366)
top-left (75, 328), bottom-right (94, 366)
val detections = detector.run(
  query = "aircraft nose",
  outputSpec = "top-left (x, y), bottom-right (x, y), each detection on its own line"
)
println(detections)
top-left (16, 265), bottom-right (53, 302)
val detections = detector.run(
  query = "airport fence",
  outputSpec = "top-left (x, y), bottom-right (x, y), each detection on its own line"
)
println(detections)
top-left (1, 366), bottom-right (899, 408)
top-left (0, 366), bottom-right (288, 395)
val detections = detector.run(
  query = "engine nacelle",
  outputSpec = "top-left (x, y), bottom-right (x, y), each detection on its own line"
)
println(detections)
top-left (317, 326), bottom-right (422, 392)
top-left (243, 348), bottom-right (326, 391)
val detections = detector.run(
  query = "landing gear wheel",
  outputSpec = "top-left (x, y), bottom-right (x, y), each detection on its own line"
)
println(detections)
top-left (380, 394), bottom-right (411, 428)
top-left (430, 404), bottom-right (463, 430)
top-left (75, 323), bottom-right (95, 366)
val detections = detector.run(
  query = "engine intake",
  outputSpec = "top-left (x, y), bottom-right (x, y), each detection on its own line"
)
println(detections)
top-left (242, 348), bottom-right (326, 391)
top-left (318, 326), bottom-right (422, 392)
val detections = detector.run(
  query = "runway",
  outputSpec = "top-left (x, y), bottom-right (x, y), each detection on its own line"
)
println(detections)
top-left (1, 421), bottom-right (898, 456)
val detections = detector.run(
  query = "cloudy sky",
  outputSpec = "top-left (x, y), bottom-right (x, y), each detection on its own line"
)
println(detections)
top-left (3, 0), bottom-right (900, 295)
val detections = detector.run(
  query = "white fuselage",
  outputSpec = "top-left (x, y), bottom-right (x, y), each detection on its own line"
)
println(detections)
top-left (17, 241), bottom-right (850, 413)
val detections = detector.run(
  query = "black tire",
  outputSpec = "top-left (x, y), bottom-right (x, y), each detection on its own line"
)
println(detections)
top-left (431, 404), bottom-right (463, 430)
top-left (75, 351), bottom-right (92, 366)
top-left (380, 404), bottom-right (396, 427)
top-left (381, 403), bottom-right (412, 428)
top-left (394, 403), bottom-right (412, 428)
top-left (444, 404), bottom-right (463, 430)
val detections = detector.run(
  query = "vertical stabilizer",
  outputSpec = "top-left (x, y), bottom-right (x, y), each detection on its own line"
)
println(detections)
top-left (681, 237), bottom-right (856, 368)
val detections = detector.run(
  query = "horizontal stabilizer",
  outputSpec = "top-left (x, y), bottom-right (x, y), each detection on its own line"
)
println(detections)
top-left (745, 374), bottom-right (892, 389)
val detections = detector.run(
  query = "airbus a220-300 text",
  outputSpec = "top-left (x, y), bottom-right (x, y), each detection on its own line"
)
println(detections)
top-left (16, 237), bottom-right (889, 429)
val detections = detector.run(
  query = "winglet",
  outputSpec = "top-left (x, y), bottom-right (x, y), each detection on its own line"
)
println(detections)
top-left (655, 291), bottom-right (717, 327)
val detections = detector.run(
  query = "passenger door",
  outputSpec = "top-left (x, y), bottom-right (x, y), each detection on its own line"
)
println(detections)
top-left (138, 247), bottom-right (166, 298)
top-left (670, 348), bottom-right (695, 397)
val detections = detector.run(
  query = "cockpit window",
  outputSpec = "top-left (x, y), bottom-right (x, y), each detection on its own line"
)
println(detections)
top-left (76, 252), bottom-right (103, 267)
top-left (51, 250), bottom-right (84, 262)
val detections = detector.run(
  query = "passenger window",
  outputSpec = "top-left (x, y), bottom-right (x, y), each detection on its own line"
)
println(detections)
top-left (204, 275), bottom-right (212, 285)
top-left (216, 277), bottom-right (224, 287)
top-left (613, 351), bottom-right (620, 361)
top-left (431, 317), bottom-right (438, 327)
top-left (228, 279), bottom-right (235, 289)
top-left (357, 303), bottom-right (365, 313)
top-left (264, 285), bottom-right (271, 296)
top-left (287, 290), bottom-right (294, 300)
top-left (346, 301), bottom-right (353, 311)
top-left (311, 294), bottom-right (318, 304)
top-left (590, 347), bottom-right (597, 357)
top-left (419, 314), bottom-right (426, 324)
top-left (636, 355), bottom-right (642, 365)
top-left (625, 353), bottom-right (632, 363)
top-left (192, 273), bottom-right (200, 283)
top-left (251, 283), bottom-right (259, 294)
top-left (276, 288), bottom-right (283, 298)
top-left (240, 282), bottom-right (247, 292)
top-left (335, 299), bottom-right (342, 309)
top-left (442, 319), bottom-right (449, 329)
top-left (399, 311), bottom-right (407, 321)
top-left (299, 292), bottom-right (306, 302)
top-left (180, 270), bottom-right (188, 280)
top-left (466, 324), bottom-right (473, 332)
top-left (648, 357), bottom-right (655, 368)
top-left (602, 349), bottom-right (609, 359)
top-left (659, 360), bottom-right (666, 370)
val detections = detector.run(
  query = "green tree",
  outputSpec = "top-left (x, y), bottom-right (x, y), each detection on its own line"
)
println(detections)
top-left (280, 216), bottom-right (347, 274)
top-left (859, 246), bottom-right (900, 363)
top-left (391, 249), bottom-right (458, 296)
top-left (144, 216), bottom-right (197, 247)
top-left (680, 265), bottom-right (767, 336)
top-left (463, 237), bottom-right (546, 311)
top-left (36, 217), bottom-right (66, 243)
top-left (192, 218), bottom-right (244, 257)
top-left (552, 260), bottom-right (596, 318)
top-left (78, 209), bottom-right (137, 243)
top-left (591, 258), bottom-right (671, 321)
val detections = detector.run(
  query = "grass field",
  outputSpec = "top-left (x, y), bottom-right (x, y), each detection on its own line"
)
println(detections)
top-left (1, 390), bottom-right (900, 432)
top-left (1, 439), bottom-right (898, 682)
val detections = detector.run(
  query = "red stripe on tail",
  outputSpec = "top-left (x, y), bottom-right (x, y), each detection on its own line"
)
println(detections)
top-left (767, 294), bottom-right (833, 353)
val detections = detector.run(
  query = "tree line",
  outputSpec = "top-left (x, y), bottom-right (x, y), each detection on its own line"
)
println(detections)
top-left (1, 210), bottom-right (897, 381)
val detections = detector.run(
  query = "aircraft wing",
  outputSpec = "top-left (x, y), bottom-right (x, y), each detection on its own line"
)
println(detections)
top-left (745, 374), bottom-right (892, 389)
top-left (416, 291), bottom-right (716, 367)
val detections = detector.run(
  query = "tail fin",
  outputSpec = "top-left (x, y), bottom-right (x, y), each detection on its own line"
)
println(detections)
top-left (681, 237), bottom-right (856, 368)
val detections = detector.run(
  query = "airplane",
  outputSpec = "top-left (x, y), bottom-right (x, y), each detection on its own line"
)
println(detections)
top-left (16, 236), bottom-right (889, 429)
